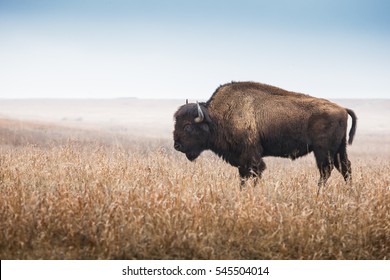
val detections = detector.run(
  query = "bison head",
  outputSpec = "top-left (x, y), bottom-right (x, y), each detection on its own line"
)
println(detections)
top-left (173, 102), bottom-right (211, 161)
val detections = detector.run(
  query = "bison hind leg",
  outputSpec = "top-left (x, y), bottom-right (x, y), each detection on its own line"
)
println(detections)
top-left (314, 150), bottom-right (335, 195)
top-left (334, 138), bottom-right (352, 184)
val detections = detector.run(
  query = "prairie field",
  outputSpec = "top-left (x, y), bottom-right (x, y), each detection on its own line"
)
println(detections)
top-left (0, 99), bottom-right (390, 259)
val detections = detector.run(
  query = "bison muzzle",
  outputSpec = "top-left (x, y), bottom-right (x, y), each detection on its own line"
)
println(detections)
top-left (173, 81), bottom-right (357, 192)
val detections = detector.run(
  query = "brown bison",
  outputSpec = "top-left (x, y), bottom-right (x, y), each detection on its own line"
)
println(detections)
top-left (173, 81), bottom-right (357, 191)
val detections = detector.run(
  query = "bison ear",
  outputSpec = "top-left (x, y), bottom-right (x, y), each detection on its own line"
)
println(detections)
top-left (200, 123), bottom-right (210, 133)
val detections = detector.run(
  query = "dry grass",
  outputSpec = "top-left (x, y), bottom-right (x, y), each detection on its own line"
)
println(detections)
top-left (0, 118), bottom-right (389, 259)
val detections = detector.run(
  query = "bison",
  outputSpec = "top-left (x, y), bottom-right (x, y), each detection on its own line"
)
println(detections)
top-left (173, 81), bottom-right (357, 191)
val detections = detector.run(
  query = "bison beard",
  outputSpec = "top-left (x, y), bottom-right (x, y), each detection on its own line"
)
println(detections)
top-left (173, 81), bottom-right (357, 193)
top-left (186, 151), bottom-right (200, 161)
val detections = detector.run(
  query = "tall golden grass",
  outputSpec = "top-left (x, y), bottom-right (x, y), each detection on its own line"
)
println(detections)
top-left (0, 118), bottom-right (389, 259)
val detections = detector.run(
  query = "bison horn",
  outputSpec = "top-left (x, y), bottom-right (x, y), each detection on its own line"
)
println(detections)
top-left (194, 101), bottom-right (204, 123)
top-left (186, 99), bottom-right (188, 104)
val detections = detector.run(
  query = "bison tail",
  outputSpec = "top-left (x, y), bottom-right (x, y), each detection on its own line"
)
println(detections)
top-left (346, 108), bottom-right (357, 145)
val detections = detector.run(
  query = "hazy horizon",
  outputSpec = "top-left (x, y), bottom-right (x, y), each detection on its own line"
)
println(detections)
top-left (1, 0), bottom-right (389, 100)
top-left (1, 99), bottom-right (389, 140)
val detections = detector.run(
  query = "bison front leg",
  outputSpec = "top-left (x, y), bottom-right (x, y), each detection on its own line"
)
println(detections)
top-left (238, 159), bottom-right (266, 189)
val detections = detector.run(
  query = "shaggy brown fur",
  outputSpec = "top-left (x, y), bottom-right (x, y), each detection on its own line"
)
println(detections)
top-left (173, 81), bottom-right (357, 190)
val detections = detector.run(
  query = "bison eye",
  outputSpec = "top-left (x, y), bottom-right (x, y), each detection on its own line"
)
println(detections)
top-left (184, 124), bottom-right (193, 133)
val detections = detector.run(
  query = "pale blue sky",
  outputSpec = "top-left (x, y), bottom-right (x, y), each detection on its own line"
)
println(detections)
top-left (0, 0), bottom-right (389, 99)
